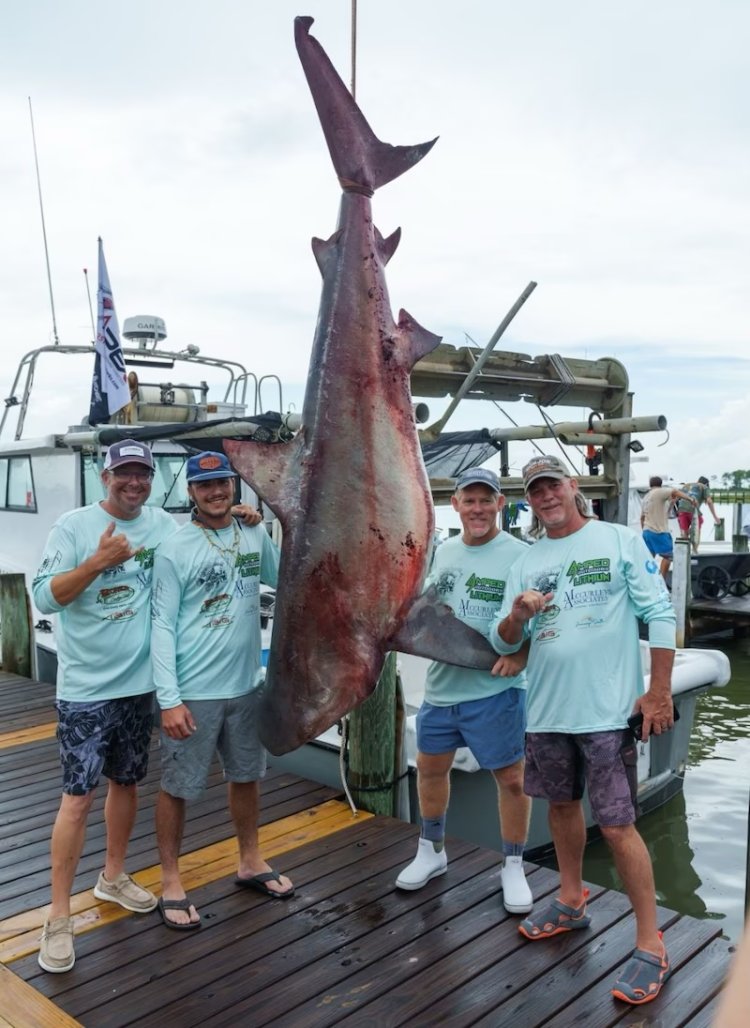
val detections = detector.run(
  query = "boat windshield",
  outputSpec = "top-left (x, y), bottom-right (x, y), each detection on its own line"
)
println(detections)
top-left (82, 453), bottom-right (192, 512)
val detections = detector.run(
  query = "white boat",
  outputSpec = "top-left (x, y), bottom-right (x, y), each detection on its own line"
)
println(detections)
top-left (0, 320), bottom-right (731, 857)
top-left (269, 640), bottom-right (731, 857)
top-left (0, 316), bottom-right (291, 680)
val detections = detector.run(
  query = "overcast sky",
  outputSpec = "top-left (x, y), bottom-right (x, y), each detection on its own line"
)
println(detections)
top-left (2, 1), bottom-right (748, 493)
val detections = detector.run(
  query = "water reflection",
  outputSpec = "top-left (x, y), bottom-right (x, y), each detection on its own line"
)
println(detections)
top-left (690, 644), bottom-right (750, 756)
top-left (582, 790), bottom-right (713, 922)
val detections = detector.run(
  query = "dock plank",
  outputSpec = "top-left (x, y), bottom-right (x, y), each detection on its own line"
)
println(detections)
top-left (0, 670), bottom-right (735, 1026)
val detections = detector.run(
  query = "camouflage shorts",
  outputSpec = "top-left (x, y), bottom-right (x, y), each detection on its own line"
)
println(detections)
top-left (56, 694), bottom-right (154, 796)
top-left (524, 730), bottom-right (638, 827)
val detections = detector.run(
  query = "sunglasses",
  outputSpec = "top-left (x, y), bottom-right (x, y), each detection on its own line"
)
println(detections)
top-left (109, 469), bottom-right (154, 482)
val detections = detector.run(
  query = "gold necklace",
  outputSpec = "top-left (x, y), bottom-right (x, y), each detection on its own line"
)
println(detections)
top-left (197, 519), bottom-right (242, 578)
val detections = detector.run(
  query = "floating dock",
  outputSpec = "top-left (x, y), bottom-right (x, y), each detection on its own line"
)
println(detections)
top-left (690, 593), bottom-right (750, 637)
top-left (0, 671), bottom-right (734, 1027)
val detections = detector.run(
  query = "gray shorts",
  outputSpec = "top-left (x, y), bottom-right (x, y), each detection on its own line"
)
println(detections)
top-left (160, 692), bottom-right (267, 801)
top-left (524, 730), bottom-right (638, 827)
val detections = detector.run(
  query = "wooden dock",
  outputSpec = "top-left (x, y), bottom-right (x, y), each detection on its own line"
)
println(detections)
top-left (690, 592), bottom-right (750, 635)
top-left (0, 670), bottom-right (735, 1027)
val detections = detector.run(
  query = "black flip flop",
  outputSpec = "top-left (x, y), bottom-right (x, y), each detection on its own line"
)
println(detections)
top-left (234, 871), bottom-right (295, 899)
top-left (157, 896), bottom-right (201, 930)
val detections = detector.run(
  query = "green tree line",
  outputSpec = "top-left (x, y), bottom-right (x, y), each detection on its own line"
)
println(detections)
top-left (720, 470), bottom-right (750, 489)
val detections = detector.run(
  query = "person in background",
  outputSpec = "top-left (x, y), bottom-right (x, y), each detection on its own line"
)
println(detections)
top-left (395, 467), bottom-right (533, 915)
top-left (675, 476), bottom-right (721, 552)
top-left (152, 452), bottom-right (292, 929)
top-left (641, 476), bottom-right (696, 579)
top-left (491, 454), bottom-right (676, 1006)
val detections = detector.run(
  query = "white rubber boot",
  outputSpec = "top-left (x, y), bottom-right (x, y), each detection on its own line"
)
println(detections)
top-left (500, 854), bottom-right (533, 913)
top-left (395, 837), bottom-right (448, 891)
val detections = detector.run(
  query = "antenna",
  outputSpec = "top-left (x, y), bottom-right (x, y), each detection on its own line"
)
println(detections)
top-left (28, 97), bottom-right (60, 346)
top-left (83, 267), bottom-right (96, 342)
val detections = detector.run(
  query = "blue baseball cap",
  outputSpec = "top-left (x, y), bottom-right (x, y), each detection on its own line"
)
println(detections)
top-left (454, 467), bottom-right (502, 493)
top-left (186, 451), bottom-right (238, 483)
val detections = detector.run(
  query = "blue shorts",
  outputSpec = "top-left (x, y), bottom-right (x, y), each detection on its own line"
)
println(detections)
top-left (642, 529), bottom-right (673, 558)
top-left (416, 688), bottom-right (526, 770)
top-left (56, 694), bottom-right (154, 796)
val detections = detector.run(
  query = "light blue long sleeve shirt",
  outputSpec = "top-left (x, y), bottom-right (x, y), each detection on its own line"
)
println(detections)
top-left (151, 519), bottom-right (279, 709)
top-left (32, 502), bottom-right (177, 701)
top-left (424, 531), bottom-right (528, 705)
top-left (489, 520), bottom-right (676, 733)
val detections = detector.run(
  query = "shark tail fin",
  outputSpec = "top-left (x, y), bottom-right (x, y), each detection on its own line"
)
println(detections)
top-left (295, 16), bottom-right (437, 193)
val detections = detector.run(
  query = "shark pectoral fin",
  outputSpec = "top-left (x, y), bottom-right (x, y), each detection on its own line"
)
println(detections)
top-left (397, 309), bottom-right (442, 366)
top-left (223, 435), bottom-right (304, 524)
top-left (389, 586), bottom-right (497, 671)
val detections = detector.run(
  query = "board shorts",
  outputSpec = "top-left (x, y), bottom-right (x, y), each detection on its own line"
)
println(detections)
top-left (677, 511), bottom-right (703, 534)
top-left (56, 693), bottom-right (154, 796)
top-left (416, 687), bottom-right (526, 770)
top-left (642, 529), bottom-right (673, 558)
top-left (159, 691), bottom-right (267, 801)
top-left (524, 729), bottom-right (638, 826)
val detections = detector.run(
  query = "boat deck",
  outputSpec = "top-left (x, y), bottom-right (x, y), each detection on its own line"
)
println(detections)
top-left (0, 670), bottom-right (733, 1027)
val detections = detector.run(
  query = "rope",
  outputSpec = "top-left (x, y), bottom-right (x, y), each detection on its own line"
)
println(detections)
top-left (347, 770), bottom-right (410, 794)
top-left (350, 0), bottom-right (357, 99)
top-left (338, 715), bottom-right (358, 815)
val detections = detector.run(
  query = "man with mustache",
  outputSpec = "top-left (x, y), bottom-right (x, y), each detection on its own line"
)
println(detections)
top-left (491, 454), bottom-right (676, 1006)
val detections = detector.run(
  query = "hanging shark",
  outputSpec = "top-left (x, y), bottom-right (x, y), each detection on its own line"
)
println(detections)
top-left (224, 16), bottom-right (498, 754)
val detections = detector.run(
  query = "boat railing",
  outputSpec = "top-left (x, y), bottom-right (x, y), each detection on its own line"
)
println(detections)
top-left (257, 374), bottom-right (283, 415)
top-left (1, 343), bottom-right (271, 442)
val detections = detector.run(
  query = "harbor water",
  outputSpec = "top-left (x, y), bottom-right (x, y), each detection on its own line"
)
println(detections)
top-left (579, 634), bottom-right (750, 945)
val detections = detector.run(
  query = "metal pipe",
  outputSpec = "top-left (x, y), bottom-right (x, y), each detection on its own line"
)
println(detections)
top-left (557, 432), bottom-right (613, 446)
top-left (555, 415), bottom-right (667, 434)
top-left (58, 412), bottom-right (305, 450)
top-left (488, 414), bottom-right (667, 444)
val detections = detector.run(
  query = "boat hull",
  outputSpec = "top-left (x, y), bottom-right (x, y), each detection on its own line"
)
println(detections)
top-left (268, 643), bottom-right (730, 857)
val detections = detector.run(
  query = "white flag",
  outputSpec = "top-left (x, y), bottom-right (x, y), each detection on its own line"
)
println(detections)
top-left (89, 238), bottom-right (130, 423)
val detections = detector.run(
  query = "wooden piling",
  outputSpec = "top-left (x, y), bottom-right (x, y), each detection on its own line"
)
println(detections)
top-left (347, 652), bottom-right (399, 816)
top-left (0, 574), bottom-right (34, 679)
top-left (672, 539), bottom-right (692, 648)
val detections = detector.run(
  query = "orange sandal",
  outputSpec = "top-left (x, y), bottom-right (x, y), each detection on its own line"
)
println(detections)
top-left (519, 887), bottom-right (591, 940)
top-left (612, 933), bottom-right (670, 1005)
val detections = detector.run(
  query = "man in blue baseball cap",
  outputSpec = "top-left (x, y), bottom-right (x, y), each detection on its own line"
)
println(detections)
top-left (396, 464), bottom-right (534, 916)
top-left (152, 450), bottom-right (293, 929)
